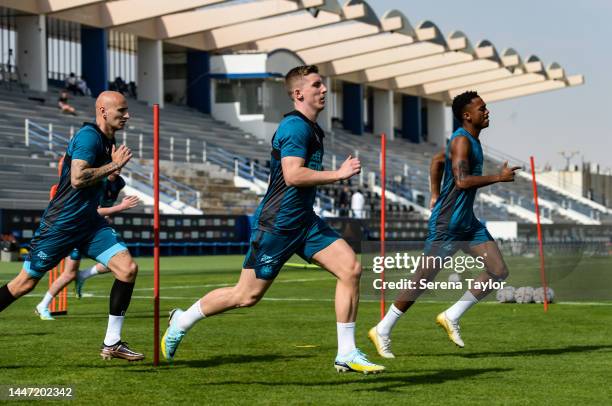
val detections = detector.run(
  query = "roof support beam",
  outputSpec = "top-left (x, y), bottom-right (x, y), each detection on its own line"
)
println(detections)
top-left (48, 0), bottom-right (225, 28)
top-left (480, 75), bottom-right (583, 102)
top-left (118, 0), bottom-right (306, 40)
top-left (0, 0), bottom-right (104, 15)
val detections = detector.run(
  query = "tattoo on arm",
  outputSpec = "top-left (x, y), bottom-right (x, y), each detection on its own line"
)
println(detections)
top-left (453, 159), bottom-right (470, 184)
top-left (71, 160), bottom-right (119, 188)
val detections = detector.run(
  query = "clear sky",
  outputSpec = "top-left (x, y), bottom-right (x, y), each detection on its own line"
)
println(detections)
top-left (368, 0), bottom-right (610, 171)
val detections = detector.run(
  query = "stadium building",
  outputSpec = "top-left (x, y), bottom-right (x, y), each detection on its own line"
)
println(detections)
top-left (0, 0), bottom-right (609, 254)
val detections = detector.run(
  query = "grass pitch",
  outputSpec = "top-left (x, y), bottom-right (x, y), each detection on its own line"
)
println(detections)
top-left (0, 255), bottom-right (611, 405)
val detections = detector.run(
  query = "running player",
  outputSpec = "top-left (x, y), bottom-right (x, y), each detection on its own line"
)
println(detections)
top-left (0, 91), bottom-right (144, 361)
top-left (162, 65), bottom-right (385, 374)
top-left (35, 169), bottom-right (139, 320)
top-left (369, 91), bottom-right (520, 358)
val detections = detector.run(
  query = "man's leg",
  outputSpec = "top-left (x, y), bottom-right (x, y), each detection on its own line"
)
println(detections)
top-left (310, 238), bottom-right (384, 373)
top-left (442, 241), bottom-right (509, 322)
top-left (75, 263), bottom-right (110, 298)
top-left (162, 268), bottom-right (274, 361)
top-left (101, 250), bottom-right (139, 358)
top-left (433, 237), bottom-right (508, 348)
top-left (369, 257), bottom-right (443, 357)
top-left (0, 270), bottom-right (41, 312)
top-left (1, 233), bottom-right (70, 314)
top-left (162, 227), bottom-right (287, 362)
top-left (84, 224), bottom-right (143, 361)
top-left (35, 257), bottom-right (80, 319)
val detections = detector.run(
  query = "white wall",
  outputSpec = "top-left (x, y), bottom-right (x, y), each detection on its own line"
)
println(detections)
top-left (373, 89), bottom-right (394, 139)
top-left (210, 54), bottom-right (267, 74)
top-left (212, 101), bottom-right (278, 142)
top-left (427, 99), bottom-right (452, 147)
top-left (137, 38), bottom-right (164, 107)
top-left (16, 15), bottom-right (47, 92)
top-left (485, 221), bottom-right (518, 240)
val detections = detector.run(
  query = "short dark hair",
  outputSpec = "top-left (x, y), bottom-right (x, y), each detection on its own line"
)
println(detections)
top-left (285, 65), bottom-right (319, 99)
top-left (452, 91), bottom-right (479, 122)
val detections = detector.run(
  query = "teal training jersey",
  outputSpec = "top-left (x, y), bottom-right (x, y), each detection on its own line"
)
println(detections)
top-left (41, 123), bottom-right (115, 232)
top-left (429, 127), bottom-right (484, 235)
top-left (253, 111), bottom-right (324, 233)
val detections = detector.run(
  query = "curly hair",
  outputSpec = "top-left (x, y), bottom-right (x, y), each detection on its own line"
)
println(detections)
top-left (452, 91), bottom-right (479, 122)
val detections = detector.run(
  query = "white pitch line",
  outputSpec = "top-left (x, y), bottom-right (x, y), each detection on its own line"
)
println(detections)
top-left (129, 277), bottom-right (331, 292)
top-left (74, 293), bottom-right (612, 306)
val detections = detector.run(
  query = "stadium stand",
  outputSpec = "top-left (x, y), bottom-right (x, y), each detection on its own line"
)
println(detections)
top-left (2, 83), bottom-right (610, 225)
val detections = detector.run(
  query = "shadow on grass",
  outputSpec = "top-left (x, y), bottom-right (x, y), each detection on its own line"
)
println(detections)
top-left (170, 353), bottom-right (314, 369)
top-left (0, 331), bottom-right (50, 337)
top-left (204, 367), bottom-right (510, 392)
top-left (81, 354), bottom-right (314, 370)
top-left (422, 344), bottom-right (612, 359)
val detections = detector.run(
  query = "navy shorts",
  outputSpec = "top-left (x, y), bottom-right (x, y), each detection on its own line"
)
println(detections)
top-left (243, 216), bottom-right (341, 280)
top-left (23, 219), bottom-right (127, 279)
top-left (424, 220), bottom-right (494, 259)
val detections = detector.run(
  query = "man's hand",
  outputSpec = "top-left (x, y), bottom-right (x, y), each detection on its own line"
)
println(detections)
top-left (119, 195), bottom-right (139, 210)
top-left (337, 155), bottom-right (361, 180)
top-left (498, 161), bottom-right (521, 182)
top-left (429, 194), bottom-right (439, 209)
top-left (111, 144), bottom-right (132, 169)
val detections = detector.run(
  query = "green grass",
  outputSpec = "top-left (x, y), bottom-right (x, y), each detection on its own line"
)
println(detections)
top-left (0, 255), bottom-right (611, 405)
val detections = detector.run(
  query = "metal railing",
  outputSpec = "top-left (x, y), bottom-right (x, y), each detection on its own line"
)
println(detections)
top-left (24, 118), bottom-right (201, 210)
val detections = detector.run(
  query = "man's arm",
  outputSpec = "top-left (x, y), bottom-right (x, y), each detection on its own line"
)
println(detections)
top-left (97, 196), bottom-right (139, 217)
top-left (71, 144), bottom-right (132, 189)
top-left (282, 155), bottom-right (360, 187)
top-left (451, 136), bottom-right (519, 190)
top-left (429, 150), bottom-right (445, 208)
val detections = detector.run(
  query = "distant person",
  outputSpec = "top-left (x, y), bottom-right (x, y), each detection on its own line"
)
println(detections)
top-left (351, 189), bottom-right (365, 218)
top-left (64, 72), bottom-right (81, 95)
top-left (77, 76), bottom-right (90, 96)
top-left (128, 81), bottom-right (137, 98)
top-left (58, 90), bottom-right (76, 115)
top-left (338, 184), bottom-right (350, 217)
top-left (111, 77), bottom-right (128, 95)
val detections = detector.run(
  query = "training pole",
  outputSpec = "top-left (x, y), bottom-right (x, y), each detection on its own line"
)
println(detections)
top-left (153, 104), bottom-right (161, 365)
top-left (530, 157), bottom-right (549, 312)
top-left (380, 133), bottom-right (386, 319)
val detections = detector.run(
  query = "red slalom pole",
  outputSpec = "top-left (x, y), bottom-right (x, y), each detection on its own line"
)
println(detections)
top-left (153, 104), bottom-right (161, 365)
top-left (530, 156), bottom-right (549, 312)
top-left (380, 133), bottom-right (386, 320)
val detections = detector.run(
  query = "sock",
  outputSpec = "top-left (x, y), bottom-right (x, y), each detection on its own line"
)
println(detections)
top-left (109, 279), bottom-right (135, 316)
top-left (104, 315), bottom-right (125, 346)
top-left (376, 304), bottom-right (404, 337)
top-left (176, 300), bottom-right (205, 332)
top-left (0, 284), bottom-right (17, 312)
top-left (104, 279), bottom-right (135, 345)
top-left (37, 292), bottom-right (54, 312)
top-left (79, 265), bottom-right (99, 281)
top-left (445, 291), bottom-right (479, 322)
top-left (336, 322), bottom-right (356, 357)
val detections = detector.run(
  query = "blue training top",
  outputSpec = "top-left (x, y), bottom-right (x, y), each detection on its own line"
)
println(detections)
top-left (41, 123), bottom-right (115, 232)
top-left (429, 127), bottom-right (484, 235)
top-left (254, 110), bottom-right (325, 233)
